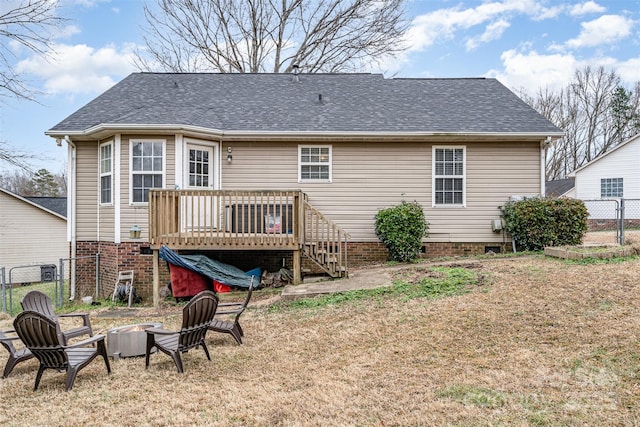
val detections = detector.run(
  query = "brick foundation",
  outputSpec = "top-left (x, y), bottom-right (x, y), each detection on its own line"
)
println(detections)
top-left (75, 241), bottom-right (161, 301)
top-left (73, 240), bottom-right (508, 302)
top-left (587, 219), bottom-right (640, 231)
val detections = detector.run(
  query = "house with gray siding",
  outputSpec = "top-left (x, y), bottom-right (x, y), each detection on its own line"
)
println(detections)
top-left (45, 72), bottom-right (562, 304)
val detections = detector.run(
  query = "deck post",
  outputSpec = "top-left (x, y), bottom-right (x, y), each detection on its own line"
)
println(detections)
top-left (153, 249), bottom-right (160, 307)
top-left (293, 249), bottom-right (301, 285)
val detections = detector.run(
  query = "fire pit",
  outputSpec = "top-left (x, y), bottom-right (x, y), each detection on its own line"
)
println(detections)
top-left (107, 322), bottom-right (162, 360)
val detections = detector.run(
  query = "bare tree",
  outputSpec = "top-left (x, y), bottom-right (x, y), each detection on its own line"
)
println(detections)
top-left (135, 0), bottom-right (408, 73)
top-left (0, 0), bottom-right (67, 101)
top-left (0, 140), bottom-right (36, 171)
top-left (524, 66), bottom-right (640, 180)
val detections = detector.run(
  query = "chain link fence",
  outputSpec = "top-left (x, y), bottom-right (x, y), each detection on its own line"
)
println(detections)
top-left (583, 199), bottom-right (640, 245)
top-left (1, 255), bottom-right (99, 316)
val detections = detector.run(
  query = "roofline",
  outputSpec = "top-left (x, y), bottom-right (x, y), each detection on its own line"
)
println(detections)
top-left (0, 188), bottom-right (67, 220)
top-left (46, 124), bottom-right (564, 142)
top-left (569, 133), bottom-right (640, 177)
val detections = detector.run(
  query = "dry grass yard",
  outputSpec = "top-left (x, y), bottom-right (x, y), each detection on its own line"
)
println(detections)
top-left (2, 252), bottom-right (640, 426)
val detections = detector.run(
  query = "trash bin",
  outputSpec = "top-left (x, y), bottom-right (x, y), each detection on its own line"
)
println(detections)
top-left (40, 265), bottom-right (56, 282)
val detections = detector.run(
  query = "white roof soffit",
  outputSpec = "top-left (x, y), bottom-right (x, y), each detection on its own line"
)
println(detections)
top-left (46, 124), bottom-right (565, 143)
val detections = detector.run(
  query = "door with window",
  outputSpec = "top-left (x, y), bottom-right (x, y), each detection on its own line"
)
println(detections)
top-left (183, 142), bottom-right (218, 231)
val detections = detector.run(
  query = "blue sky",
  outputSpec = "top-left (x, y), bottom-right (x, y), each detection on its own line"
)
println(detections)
top-left (1, 0), bottom-right (639, 173)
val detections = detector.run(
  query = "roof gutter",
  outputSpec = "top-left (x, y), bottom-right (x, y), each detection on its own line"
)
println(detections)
top-left (46, 124), bottom-right (564, 142)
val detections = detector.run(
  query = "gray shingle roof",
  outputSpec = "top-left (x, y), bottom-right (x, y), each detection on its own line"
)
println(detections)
top-left (24, 197), bottom-right (67, 218)
top-left (49, 73), bottom-right (561, 135)
top-left (545, 178), bottom-right (575, 198)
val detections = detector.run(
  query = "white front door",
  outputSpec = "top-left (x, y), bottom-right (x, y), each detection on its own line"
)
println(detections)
top-left (183, 142), bottom-right (218, 230)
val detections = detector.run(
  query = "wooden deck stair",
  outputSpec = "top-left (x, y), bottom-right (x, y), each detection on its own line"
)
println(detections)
top-left (302, 201), bottom-right (349, 278)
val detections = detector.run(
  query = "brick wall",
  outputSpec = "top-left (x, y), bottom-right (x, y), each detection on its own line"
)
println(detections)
top-left (422, 242), bottom-right (501, 257)
top-left (74, 241), bottom-right (162, 301)
top-left (73, 240), bottom-right (507, 302)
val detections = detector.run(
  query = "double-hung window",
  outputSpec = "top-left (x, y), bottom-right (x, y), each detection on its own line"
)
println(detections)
top-left (299, 145), bottom-right (331, 182)
top-left (99, 142), bottom-right (113, 205)
top-left (433, 147), bottom-right (465, 206)
top-left (601, 178), bottom-right (623, 198)
top-left (130, 140), bottom-right (165, 204)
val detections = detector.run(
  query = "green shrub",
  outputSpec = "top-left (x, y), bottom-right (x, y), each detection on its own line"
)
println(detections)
top-left (501, 197), bottom-right (588, 251)
top-left (375, 200), bottom-right (429, 262)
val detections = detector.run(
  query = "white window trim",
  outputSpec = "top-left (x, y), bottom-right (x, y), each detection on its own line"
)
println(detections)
top-left (184, 138), bottom-right (220, 190)
top-left (129, 139), bottom-right (166, 205)
top-left (432, 145), bottom-right (466, 208)
top-left (298, 144), bottom-right (332, 183)
top-left (99, 140), bottom-right (113, 206)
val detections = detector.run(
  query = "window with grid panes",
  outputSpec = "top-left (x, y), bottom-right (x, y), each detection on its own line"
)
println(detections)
top-left (99, 142), bottom-right (112, 204)
top-left (433, 147), bottom-right (465, 206)
top-left (131, 140), bottom-right (164, 203)
top-left (299, 145), bottom-right (331, 182)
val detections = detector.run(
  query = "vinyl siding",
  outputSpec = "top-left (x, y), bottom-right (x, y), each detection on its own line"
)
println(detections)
top-left (74, 137), bottom-right (541, 244)
top-left (119, 135), bottom-right (176, 242)
top-left (574, 137), bottom-right (640, 199)
top-left (0, 192), bottom-right (67, 271)
top-left (222, 140), bottom-right (541, 242)
top-left (76, 143), bottom-right (99, 240)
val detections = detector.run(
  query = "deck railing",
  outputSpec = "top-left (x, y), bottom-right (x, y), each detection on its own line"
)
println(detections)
top-left (149, 189), bottom-right (348, 278)
top-left (149, 190), bottom-right (303, 249)
top-left (302, 200), bottom-right (349, 277)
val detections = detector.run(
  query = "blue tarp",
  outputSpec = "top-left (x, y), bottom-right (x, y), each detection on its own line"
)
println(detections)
top-left (159, 245), bottom-right (259, 289)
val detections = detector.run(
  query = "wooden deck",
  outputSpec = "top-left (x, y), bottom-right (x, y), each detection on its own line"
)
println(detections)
top-left (148, 189), bottom-right (349, 306)
top-left (149, 190), bottom-right (304, 250)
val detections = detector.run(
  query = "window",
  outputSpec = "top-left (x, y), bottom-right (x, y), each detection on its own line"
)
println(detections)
top-left (99, 142), bottom-right (112, 204)
top-left (130, 140), bottom-right (164, 204)
top-left (299, 145), bottom-right (331, 182)
top-left (433, 147), bottom-right (465, 206)
top-left (188, 147), bottom-right (209, 187)
top-left (601, 178), bottom-right (623, 198)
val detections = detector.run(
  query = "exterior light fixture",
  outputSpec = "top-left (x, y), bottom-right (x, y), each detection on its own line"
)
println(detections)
top-left (227, 146), bottom-right (232, 163)
top-left (129, 224), bottom-right (142, 239)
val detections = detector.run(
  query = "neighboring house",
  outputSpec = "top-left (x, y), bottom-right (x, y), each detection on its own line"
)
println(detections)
top-left (0, 188), bottom-right (68, 284)
top-left (545, 178), bottom-right (575, 198)
top-left (45, 72), bottom-right (562, 303)
top-left (570, 133), bottom-right (640, 200)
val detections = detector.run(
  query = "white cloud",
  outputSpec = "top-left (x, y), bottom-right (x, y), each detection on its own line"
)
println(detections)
top-left (617, 57), bottom-right (640, 83)
top-left (466, 19), bottom-right (511, 51)
top-left (488, 48), bottom-right (640, 94)
top-left (15, 43), bottom-right (138, 95)
top-left (569, 1), bottom-right (606, 16)
top-left (565, 15), bottom-right (632, 48)
top-left (404, 0), bottom-right (559, 52)
top-left (487, 49), bottom-right (578, 92)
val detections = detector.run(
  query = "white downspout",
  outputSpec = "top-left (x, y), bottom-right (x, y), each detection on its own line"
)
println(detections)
top-left (540, 137), bottom-right (552, 196)
top-left (65, 135), bottom-right (78, 301)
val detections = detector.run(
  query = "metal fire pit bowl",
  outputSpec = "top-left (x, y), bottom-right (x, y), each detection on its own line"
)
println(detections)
top-left (106, 322), bottom-right (162, 360)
